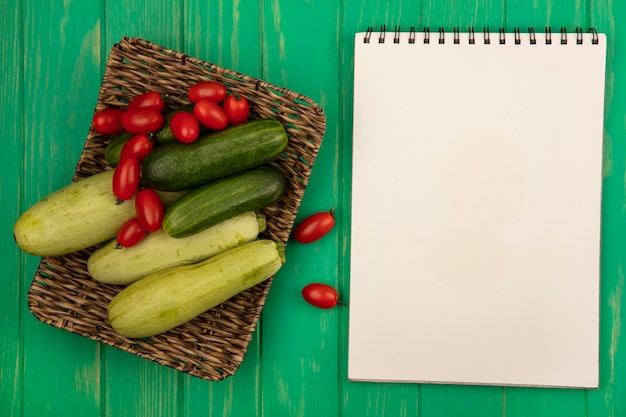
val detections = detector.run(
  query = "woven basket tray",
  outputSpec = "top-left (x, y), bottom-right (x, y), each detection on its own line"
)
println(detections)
top-left (26, 37), bottom-right (326, 381)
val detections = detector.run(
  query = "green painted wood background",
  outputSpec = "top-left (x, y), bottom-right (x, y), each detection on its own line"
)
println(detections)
top-left (1, 0), bottom-right (624, 416)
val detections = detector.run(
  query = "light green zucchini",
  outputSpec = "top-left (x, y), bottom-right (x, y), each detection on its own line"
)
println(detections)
top-left (13, 170), bottom-right (184, 257)
top-left (107, 239), bottom-right (285, 338)
top-left (88, 211), bottom-right (266, 286)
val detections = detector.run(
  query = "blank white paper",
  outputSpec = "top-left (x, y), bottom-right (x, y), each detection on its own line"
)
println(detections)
top-left (348, 30), bottom-right (607, 388)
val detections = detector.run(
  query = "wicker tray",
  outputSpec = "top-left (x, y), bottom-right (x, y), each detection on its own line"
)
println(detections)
top-left (26, 37), bottom-right (326, 381)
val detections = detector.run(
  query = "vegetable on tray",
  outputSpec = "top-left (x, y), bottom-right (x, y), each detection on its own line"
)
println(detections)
top-left (15, 78), bottom-right (298, 339)
top-left (141, 118), bottom-right (288, 192)
top-left (163, 165), bottom-right (286, 238)
top-left (12, 168), bottom-right (184, 257)
top-left (88, 211), bottom-right (266, 286)
top-left (107, 239), bottom-right (285, 338)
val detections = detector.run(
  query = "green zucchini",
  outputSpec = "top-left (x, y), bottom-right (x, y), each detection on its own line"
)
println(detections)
top-left (88, 211), bottom-right (266, 286)
top-left (142, 118), bottom-right (288, 191)
top-left (13, 170), bottom-right (133, 256)
top-left (13, 170), bottom-right (185, 257)
top-left (163, 165), bottom-right (286, 238)
top-left (107, 239), bottom-right (285, 338)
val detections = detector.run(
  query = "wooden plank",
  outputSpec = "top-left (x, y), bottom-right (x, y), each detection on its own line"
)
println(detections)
top-left (413, 2), bottom-right (506, 415)
top-left (100, 2), bottom-right (185, 416)
top-left (586, 1), bottom-right (626, 416)
top-left (183, 0), bottom-right (263, 78)
top-left (103, 0), bottom-right (183, 51)
top-left (259, 0), bottom-right (342, 416)
top-left (102, 349), bottom-right (181, 417)
top-left (0, 1), bottom-right (24, 415)
top-left (502, 1), bottom-right (590, 416)
top-left (181, 1), bottom-right (263, 415)
top-left (422, 0), bottom-right (505, 29)
top-left (340, 1), bottom-right (423, 416)
top-left (506, 0), bottom-right (585, 29)
top-left (18, 1), bottom-right (104, 416)
top-left (183, 338), bottom-right (261, 417)
top-left (4, 1), bottom-right (624, 416)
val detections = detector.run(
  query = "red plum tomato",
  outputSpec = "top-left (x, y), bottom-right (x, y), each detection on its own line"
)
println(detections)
top-left (293, 210), bottom-right (335, 243)
top-left (302, 283), bottom-right (339, 309)
top-left (120, 133), bottom-right (153, 162)
top-left (112, 157), bottom-right (140, 201)
top-left (222, 95), bottom-right (250, 125)
top-left (135, 189), bottom-right (164, 232)
top-left (92, 108), bottom-right (124, 135)
top-left (188, 81), bottom-right (227, 104)
top-left (116, 217), bottom-right (148, 248)
top-left (128, 91), bottom-right (166, 112)
top-left (170, 111), bottom-right (200, 143)
top-left (193, 99), bottom-right (229, 131)
top-left (121, 108), bottom-right (164, 134)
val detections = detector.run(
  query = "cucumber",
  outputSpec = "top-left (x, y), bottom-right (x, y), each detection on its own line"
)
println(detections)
top-left (152, 103), bottom-right (200, 145)
top-left (107, 239), bottom-right (285, 338)
top-left (163, 165), bottom-right (286, 238)
top-left (13, 170), bottom-right (185, 257)
top-left (142, 118), bottom-right (288, 191)
top-left (87, 211), bottom-right (266, 286)
top-left (104, 131), bottom-right (134, 167)
top-left (104, 104), bottom-right (200, 167)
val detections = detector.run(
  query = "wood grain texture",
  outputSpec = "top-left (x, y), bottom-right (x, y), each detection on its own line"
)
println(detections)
top-left (1, 0), bottom-right (624, 416)
top-left (587, 1), bottom-right (626, 417)
top-left (18, 2), bottom-right (104, 416)
top-left (259, 0), bottom-right (341, 416)
top-left (0, 0), bottom-right (24, 413)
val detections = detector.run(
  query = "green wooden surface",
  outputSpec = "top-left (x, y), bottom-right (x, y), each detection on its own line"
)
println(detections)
top-left (1, 0), bottom-right (624, 415)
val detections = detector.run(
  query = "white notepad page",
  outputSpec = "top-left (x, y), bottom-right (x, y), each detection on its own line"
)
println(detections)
top-left (348, 30), bottom-right (607, 388)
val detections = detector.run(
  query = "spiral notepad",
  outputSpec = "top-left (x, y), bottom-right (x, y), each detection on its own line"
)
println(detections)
top-left (348, 27), bottom-right (607, 388)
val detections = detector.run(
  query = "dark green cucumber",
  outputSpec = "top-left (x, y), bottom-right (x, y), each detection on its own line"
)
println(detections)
top-left (104, 131), bottom-right (134, 167)
top-left (142, 119), bottom-right (288, 192)
top-left (152, 103), bottom-right (199, 145)
top-left (104, 104), bottom-right (200, 166)
top-left (163, 165), bottom-right (287, 238)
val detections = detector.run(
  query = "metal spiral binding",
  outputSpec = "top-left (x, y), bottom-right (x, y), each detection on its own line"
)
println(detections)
top-left (363, 26), bottom-right (599, 45)
top-left (514, 27), bottom-right (521, 44)
top-left (529, 27), bottom-right (537, 44)
top-left (394, 25), bottom-right (401, 44)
